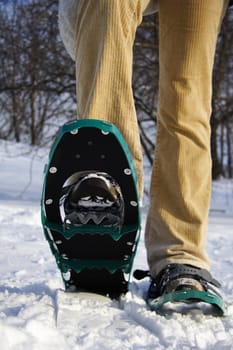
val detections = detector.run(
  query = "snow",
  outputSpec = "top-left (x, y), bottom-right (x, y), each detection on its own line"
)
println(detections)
top-left (0, 139), bottom-right (233, 349)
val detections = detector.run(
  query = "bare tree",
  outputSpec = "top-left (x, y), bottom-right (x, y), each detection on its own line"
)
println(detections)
top-left (211, 8), bottom-right (233, 179)
top-left (133, 14), bottom-right (159, 167)
top-left (0, 0), bottom-right (76, 146)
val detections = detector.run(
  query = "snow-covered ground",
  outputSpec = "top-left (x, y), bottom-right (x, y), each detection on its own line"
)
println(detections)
top-left (0, 139), bottom-right (233, 350)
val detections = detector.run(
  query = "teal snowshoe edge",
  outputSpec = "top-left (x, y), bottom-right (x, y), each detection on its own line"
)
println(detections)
top-left (147, 289), bottom-right (227, 315)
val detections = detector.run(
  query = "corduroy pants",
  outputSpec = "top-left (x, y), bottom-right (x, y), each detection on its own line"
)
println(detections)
top-left (63, 0), bottom-right (228, 277)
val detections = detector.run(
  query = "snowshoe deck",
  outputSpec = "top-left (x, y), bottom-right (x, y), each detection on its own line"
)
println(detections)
top-left (41, 119), bottom-right (141, 297)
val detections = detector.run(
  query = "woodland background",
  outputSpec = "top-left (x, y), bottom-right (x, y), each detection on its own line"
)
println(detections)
top-left (0, 0), bottom-right (232, 179)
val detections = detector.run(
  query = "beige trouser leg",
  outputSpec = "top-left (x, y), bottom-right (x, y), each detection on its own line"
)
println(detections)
top-left (74, 0), bottom-right (158, 197)
top-left (145, 0), bottom-right (228, 277)
top-left (75, 0), bottom-right (150, 198)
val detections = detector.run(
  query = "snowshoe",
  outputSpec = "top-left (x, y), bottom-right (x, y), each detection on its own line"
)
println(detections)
top-left (134, 264), bottom-right (227, 315)
top-left (41, 119), bottom-right (141, 297)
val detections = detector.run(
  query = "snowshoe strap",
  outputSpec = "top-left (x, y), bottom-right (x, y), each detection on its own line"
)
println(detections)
top-left (155, 265), bottom-right (222, 298)
top-left (160, 264), bottom-right (221, 288)
top-left (134, 264), bottom-right (221, 289)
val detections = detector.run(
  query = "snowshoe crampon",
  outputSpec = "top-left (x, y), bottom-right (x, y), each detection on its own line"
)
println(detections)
top-left (41, 119), bottom-right (141, 297)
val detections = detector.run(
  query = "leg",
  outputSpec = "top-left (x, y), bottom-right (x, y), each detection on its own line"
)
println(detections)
top-left (75, 0), bottom-right (144, 195)
top-left (145, 0), bottom-right (228, 276)
top-left (59, 0), bottom-right (158, 196)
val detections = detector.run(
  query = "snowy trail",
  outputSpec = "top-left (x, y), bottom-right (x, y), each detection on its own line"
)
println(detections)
top-left (55, 291), bottom-right (159, 350)
top-left (1, 140), bottom-right (233, 349)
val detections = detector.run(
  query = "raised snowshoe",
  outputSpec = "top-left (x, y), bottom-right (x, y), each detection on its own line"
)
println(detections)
top-left (41, 119), bottom-right (141, 297)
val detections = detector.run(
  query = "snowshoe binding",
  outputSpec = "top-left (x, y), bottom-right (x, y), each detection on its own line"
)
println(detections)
top-left (60, 171), bottom-right (124, 230)
top-left (134, 264), bottom-right (227, 315)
